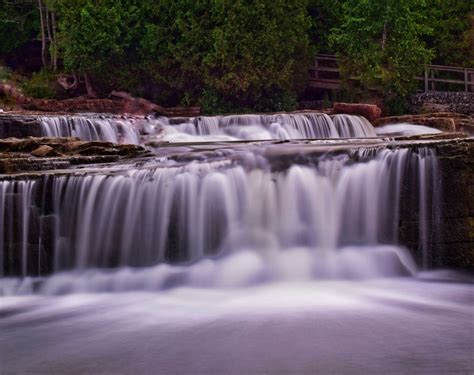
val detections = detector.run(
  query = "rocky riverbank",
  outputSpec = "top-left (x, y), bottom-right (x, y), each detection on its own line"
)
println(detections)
top-left (0, 137), bottom-right (151, 174)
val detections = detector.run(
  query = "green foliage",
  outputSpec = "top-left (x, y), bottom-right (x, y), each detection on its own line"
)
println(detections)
top-left (54, 0), bottom-right (309, 112)
top-left (330, 0), bottom-right (433, 97)
top-left (307, 0), bottom-right (343, 53)
top-left (322, 92), bottom-right (331, 109)
top-left (0, 0), bottom-right (470, 111)
top-left (201, 0), bottom-right (310, 111)
top-left (0, 1), bottom-right (39, 54)
top-left (425, 0), bottom-right (474, 67)
top-left (56, 0), bottom-right (146, 88)
top-left (383, 95), bottom-right (411, 116)
top-left (22, 69), bottom-right (56, 99)
top-left (0, 66), bottom-right (12, 82)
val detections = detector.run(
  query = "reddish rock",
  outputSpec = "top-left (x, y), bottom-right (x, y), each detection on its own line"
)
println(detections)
top-left (333, 102), bottom-right (382, 123)
top-left (31, 145), bottom-right (60, 157)
top-left (2, 81), bottom-right (200, 117)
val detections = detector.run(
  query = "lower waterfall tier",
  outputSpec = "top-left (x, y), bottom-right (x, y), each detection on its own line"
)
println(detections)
top-left (0, 145), bottom-right (440, 288)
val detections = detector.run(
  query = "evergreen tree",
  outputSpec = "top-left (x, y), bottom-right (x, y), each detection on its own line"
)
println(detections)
top-left (330, 0), bottom-right (433, 97)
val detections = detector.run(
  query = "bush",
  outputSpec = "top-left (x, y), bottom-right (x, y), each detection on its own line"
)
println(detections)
top-left (22, 70), bottom-right (56, 99)
top-left (0, 65), bottom-right (12, 82)
top-left (254, 88), bottom-right (298, 113)
top-left (383, 95), bottom-right (411, 116)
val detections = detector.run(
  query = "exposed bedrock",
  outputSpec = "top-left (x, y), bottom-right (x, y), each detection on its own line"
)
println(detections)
top-left (399, 138), bottom-right (473, 269)
top-left (0, 137), bottom-right (151, 174)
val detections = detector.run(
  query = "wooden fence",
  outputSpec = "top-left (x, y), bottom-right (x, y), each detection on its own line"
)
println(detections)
top-left (309, 54), bottom-right (474, 92)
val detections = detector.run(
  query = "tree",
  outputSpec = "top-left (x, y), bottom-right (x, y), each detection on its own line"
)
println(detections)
top-left (0, 1), bottom-right (39, 55)
top-left (201, 0), bottom-right (311, 112)
top-left (307, 0), bottom-right (344, 53)
top-left (330, 0), bottom-right (433, 97)
top-left (54, 0), bottom-right (311, 112)
top-left (55, 0), bottom-right (148, 96)
top-left (425, 0), bottom-right (474, 67)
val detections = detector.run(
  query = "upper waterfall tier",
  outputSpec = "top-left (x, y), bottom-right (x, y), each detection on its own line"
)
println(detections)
top-left (31, 112), bottom-right (377, 144)
top-left (160, 113), bottom-right (377, 142)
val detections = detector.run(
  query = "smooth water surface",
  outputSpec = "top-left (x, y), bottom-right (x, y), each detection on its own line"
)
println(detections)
top-left (1, 276), bottom-right (472, 374)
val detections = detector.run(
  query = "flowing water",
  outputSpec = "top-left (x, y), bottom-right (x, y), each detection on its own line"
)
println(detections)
top-left (36, 112), bottom-right (379, 144)
top-left (375, 123), bottom-right (443, 136)
top-left (0, 113), bottom-right (472, 374)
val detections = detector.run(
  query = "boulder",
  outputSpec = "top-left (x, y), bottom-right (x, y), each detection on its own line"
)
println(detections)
top-left (333, 102), bottom-right (382, 123)
top-left (31, 145), bottom-right (60, 157)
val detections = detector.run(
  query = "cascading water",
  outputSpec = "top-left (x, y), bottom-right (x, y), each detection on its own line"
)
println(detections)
top-left (159, 112), bottom-right (377, 142)
top-left (1, 112), bottom-right (471, 375)
top-left (37, 115), bottom-right (141, 144)
top-left (0, 145), bottom-right (439, 295)
top-left (33, 112), bottom-right (378, 144)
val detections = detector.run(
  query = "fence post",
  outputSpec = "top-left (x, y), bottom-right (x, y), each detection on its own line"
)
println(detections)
top-left (315, 58), bottom-right (319, 81)
top-left (424, 66), bottom-right (429, 92)
top-left (465, 69), bottom-right (468, 92)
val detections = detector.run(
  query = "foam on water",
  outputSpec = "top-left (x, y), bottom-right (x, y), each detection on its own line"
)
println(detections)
top-left (0, 146), bottom-right (439, 294)
top-left (375, 123), bottom-right (443, 136)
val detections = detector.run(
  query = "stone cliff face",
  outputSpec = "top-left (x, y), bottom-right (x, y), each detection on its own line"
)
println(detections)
top-left (399, 138), bottom-right (473, 269)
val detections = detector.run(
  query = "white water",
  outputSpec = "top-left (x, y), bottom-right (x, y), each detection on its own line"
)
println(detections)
top-left (35, 113), bottom-right (455, 146)
top-left (38, 115), bottom-right (141, 144)
top-left (36, 113), bottom-right (380, 144)
top-left (0, 146), bottom-right (439, 291)
top-left (376, 123), bottom-right (443, 136)
top-left (159, 113), bottom-right (377, 142)
top-left (1, 112), bottom-right (470, 374)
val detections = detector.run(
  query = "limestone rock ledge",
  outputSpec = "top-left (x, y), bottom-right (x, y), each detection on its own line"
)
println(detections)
top-left (0, 137), bottom-right (152, 174)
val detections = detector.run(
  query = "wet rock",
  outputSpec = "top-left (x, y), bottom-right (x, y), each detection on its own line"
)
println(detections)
top-left (398, 138), bottom-right (474, 269)
top-left (0, 137), bottom-right (151, 174)
top-left (0, 115), bottom-right (43, 138)
top-left (333, 102), bottom-right (381, 122)
top-left (31, 145), bottom-right (61, 157)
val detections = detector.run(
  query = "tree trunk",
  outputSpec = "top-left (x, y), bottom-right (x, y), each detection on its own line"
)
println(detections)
top-left (84, 73), bottom-right (98, 98)
top-left (51, 12), bottom-right (58, 71)
top-left (45, 9), bottom-right (53, 69)
top-left (38, 0), bottom-right (47, 67)
top-left (381, 21), bottom-right (388, 50)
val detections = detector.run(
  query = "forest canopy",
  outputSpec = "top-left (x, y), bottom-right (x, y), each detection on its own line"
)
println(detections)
top-left (0, 0), bottom-right (472, 113)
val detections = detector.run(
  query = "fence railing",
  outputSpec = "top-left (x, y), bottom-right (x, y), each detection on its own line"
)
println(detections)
top-left (309, 55), bottom-right (474, 92)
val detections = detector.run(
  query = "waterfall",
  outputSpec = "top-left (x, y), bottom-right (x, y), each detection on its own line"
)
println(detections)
top-left (33, 113), bottom-right (378, 144)
top-left (38, 116), bottom-right (141, 144)
top-left (0, 146), bottom-right (440, 293)
top-left (160, 113), bottom-right (377, 142)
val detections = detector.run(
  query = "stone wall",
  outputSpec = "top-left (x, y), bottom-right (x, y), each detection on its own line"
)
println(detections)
top-left (411, 92), bottom-right (474, 115)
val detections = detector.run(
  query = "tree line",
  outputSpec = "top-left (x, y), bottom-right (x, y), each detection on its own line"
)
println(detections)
top-left (0, 0), bottom-right (472, 113)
